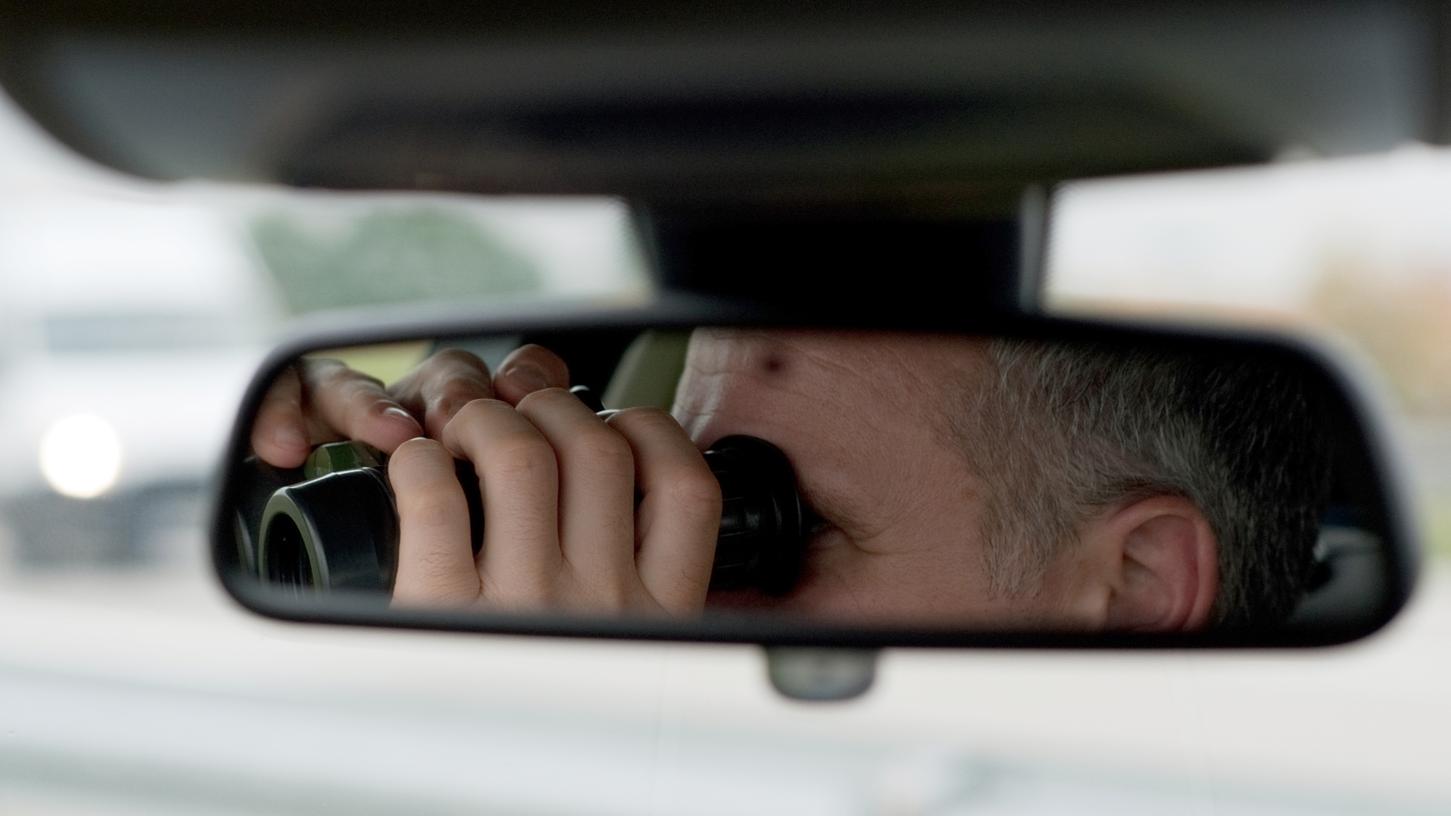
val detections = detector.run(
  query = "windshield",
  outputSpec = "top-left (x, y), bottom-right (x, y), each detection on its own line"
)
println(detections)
top-left (0, 88), bottom-right (1447, 812)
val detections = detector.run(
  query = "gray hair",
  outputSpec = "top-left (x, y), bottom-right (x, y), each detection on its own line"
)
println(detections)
top-left (952, 338), bottom-right (1331, 627)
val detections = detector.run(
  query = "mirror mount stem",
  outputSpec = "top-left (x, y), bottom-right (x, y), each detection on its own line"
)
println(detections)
top-left (764, 647), bottom-right (879, 702)
top-left (634, 201), bottom-right (1029, 318)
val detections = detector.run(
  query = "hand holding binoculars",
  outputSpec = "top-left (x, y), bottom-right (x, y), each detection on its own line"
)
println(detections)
top-left (231, 389), bottom-right (809, 598)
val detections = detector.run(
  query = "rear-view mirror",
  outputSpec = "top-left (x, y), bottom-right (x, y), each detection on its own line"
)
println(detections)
top-left (212, 304), bottom-right (1416, 655)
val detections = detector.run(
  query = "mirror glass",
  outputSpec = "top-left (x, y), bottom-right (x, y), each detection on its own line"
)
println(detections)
top-left (218, 325), bottom-right (1405, 640)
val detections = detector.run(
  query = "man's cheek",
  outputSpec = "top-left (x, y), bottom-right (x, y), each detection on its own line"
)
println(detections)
top-left (704, 587), bottom-right (772, 609)
top-left (781, 542), bottom-right (880, 620)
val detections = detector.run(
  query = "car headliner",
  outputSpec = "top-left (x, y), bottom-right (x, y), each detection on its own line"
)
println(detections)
top-left (0, 2), bottom-right (1445, 211)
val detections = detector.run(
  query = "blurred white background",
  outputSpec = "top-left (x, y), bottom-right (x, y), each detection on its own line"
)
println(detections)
top-left (0, 88), bottom-right (1449, 815)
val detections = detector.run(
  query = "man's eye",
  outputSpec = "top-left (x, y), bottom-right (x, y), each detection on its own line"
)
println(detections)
top-left (794, 475), bottom-right (860, 541)
top-left (802, 505), bottom-right (830, 537)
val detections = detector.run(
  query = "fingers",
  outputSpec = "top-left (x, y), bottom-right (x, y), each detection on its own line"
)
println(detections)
top-left (383, 347), bottom-right (715, 617)
top-left (253, 344), bottom-right (567, 471)
top-left (514, 389), bottom-right (636, 592)
top-left (388, 438), bottom-right (480, 606)
top-left (387, 349), bottom-right (497, 439)
top-left (299, 358), bottom-right (423, 455)
top-left (442, 399), bottom-right (562, 598)
top-left (494, 344), bottom-right (570, 405)
top-left (608, 408), bottom-right (721, 614)
top-left (252, 367), bottom-right (312, 468)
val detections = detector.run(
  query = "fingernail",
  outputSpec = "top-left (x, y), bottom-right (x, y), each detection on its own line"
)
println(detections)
top-left (273, 424), bottom-right (308, 451)
top-left (383, 406), bottom-right (420, 427)
top-left (569, 385), bottom-right (605, 413)
top-left (504, 363), bottom-right (549, 393)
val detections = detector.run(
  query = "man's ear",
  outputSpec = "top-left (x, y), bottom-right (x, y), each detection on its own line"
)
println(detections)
top-left (1079, 495), bottom-right (1219, 632)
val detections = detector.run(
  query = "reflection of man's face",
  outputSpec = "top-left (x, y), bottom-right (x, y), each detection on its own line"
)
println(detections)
top-left (673, 328), bottom-right (1096, 628)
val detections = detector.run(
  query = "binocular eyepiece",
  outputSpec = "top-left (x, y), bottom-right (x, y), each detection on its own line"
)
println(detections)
top-left (232, 421), bottom-right (809, 597)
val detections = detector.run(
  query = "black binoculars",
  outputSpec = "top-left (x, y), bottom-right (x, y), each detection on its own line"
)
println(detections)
top-left (231, 411), bottom-right (809, 597)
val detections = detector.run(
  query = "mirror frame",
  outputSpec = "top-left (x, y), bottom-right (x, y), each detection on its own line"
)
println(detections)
top-left (211, 295), bottom-right (1420, 649)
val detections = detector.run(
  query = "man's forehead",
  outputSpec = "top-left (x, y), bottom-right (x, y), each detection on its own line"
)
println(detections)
top-left (688, 328), bottom-right (987, 372)
top-left (680, 328), bottom-right (991, 444)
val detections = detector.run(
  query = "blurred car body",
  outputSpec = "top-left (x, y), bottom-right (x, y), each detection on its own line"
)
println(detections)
top-left (0, 198), bottom-right (279, 569)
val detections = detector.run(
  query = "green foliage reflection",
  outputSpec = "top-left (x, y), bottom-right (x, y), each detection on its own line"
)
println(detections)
top-left (251, 207), bottom-right (541, 313)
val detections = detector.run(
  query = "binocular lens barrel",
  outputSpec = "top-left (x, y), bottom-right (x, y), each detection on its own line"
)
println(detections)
top-left (262, 512), bottom-right (315, 590)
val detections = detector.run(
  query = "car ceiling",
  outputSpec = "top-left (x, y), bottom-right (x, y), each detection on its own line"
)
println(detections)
top-left (0, 2), bottom-right (1445, 214)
